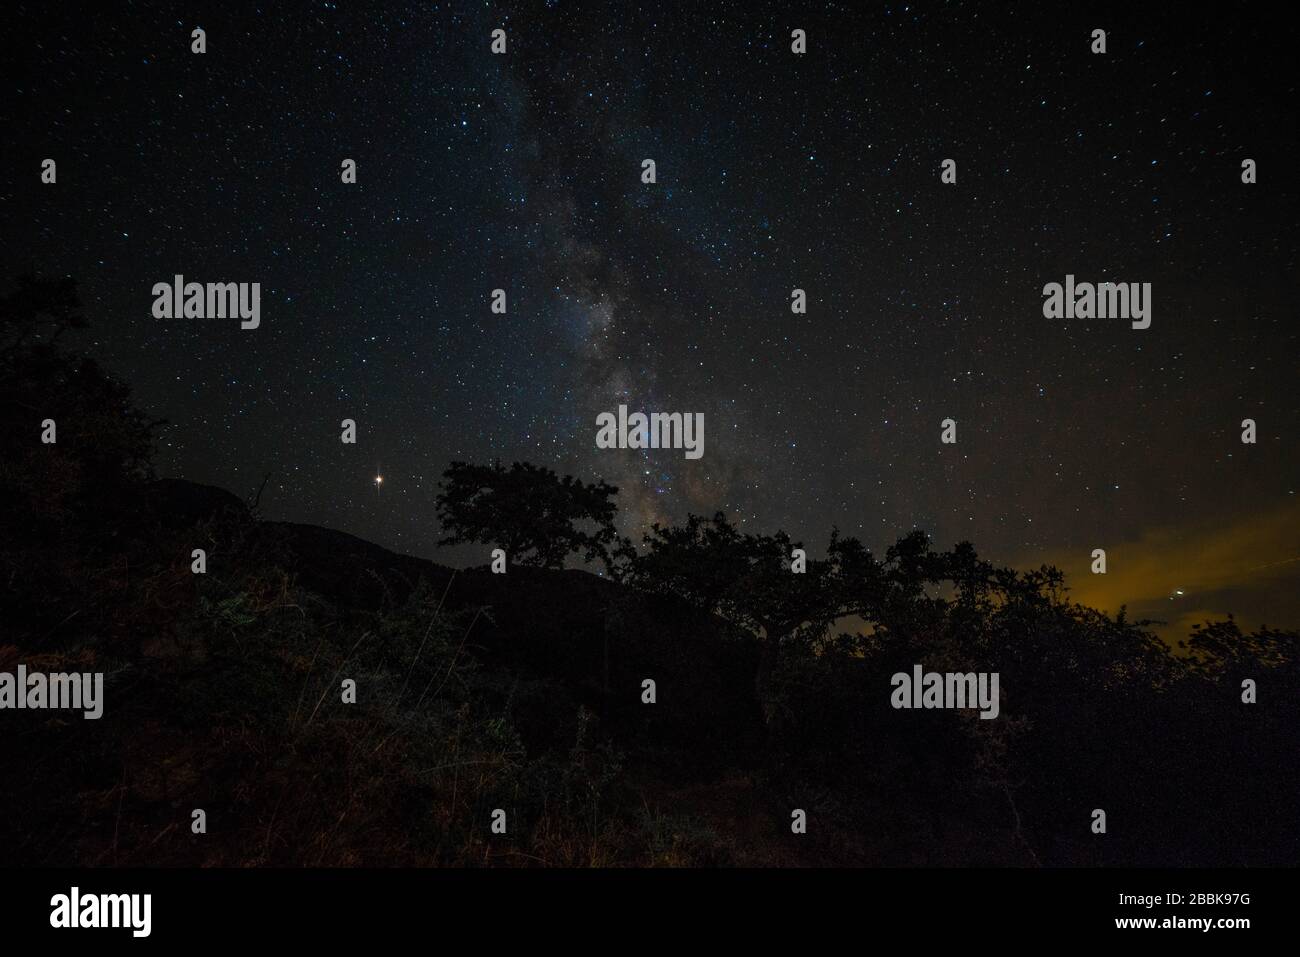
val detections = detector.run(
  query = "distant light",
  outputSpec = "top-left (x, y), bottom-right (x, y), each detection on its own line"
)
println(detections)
top-left (375, 475), bottom-right (383, 484)
top-left (1174, 589), bottom-right (1184, 596)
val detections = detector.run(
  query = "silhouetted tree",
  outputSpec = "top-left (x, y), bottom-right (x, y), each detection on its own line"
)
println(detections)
top-left (631, 512), bottom-right (887, 716)
top-left (1, 274), bottom-right (163, 646)
top-left (1180, 614), bottom-right (1298, 676)
top-left (435, 460), bottom-right (633, 575)
top-left (1, 274), bottom-right (158, 517)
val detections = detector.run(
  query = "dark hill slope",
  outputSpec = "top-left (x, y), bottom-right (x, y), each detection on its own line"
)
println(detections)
top-left (255, 518), bottom-right (766, 773)
top-left (130, 480), bottom-right (764, 771)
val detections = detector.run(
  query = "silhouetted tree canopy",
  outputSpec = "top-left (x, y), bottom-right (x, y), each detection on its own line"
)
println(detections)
top-left (435, 460), bottom-right (632, 574)
top-left (1, 275), bottom-right (158, 536)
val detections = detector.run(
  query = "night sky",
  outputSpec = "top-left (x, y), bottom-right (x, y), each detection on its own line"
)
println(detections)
top-left (7, 2), bottom-right (1297, 638)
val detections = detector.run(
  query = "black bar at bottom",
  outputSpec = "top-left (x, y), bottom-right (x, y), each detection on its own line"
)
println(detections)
top-left (1, 867), bottom-right (1289, 944)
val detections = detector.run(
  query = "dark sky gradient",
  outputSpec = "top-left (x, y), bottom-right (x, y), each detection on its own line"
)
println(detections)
top-left (6, 2), bottom-right (1297, 635)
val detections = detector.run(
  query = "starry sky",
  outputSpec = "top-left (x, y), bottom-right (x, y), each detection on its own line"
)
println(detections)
top-left (6, 1), bottom-right (1298, 638)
